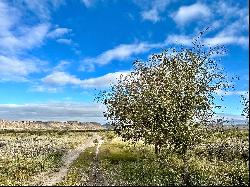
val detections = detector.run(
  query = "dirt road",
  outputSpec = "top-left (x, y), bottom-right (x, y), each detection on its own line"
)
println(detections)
top-left (40, 134), bottom-right (102, 186)
top-left (86, 138), bottom-right (107, 186)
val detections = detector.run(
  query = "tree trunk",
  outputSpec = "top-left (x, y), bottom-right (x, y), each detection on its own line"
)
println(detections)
top-left (154, 141), bottom-right (162, 155)
top-left (182, 153), bottom-right (190, 186)
top-left (155, 143), bottom-right (159, 155)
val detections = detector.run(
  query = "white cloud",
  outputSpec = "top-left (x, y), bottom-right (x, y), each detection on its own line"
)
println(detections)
top-left (19, 24), bottom-right (50, 50)
top-left (218, 20), bottom-right (244, 37)
top-left (0, 1), bottom-right (20, 34)
top-left (207, 1), bottom-right (249, 40)
top-left (54, 60), bottom-right (71, 71)
top-left (215, 1), bottom-right (248, 22)
top-left (0, 55), bottom-right (42, 81)
top-left (79, 63), bottom-right (96, 72)
top-left (204, 6), bottom-right (249, 48)
top-left (172, 3), bottom-right (211, 25)
top-left (215, 90), bottom-right (249, 96)
top-left (56, 38), bottom-right (72, 45)
top-left (0, 1), bottom-right (72, 55)
top-left (41, 71), bottom-right (130, 89)
top-left (0, 102), bottom-right (106, 124)
top-left (81, 71), bottom-right (130, 88)
top-left (141, 9), bottom-right (160, 23)
top-left (0, 1), bottom-right (50, 54)
top-left (42, 71), bottom-right (81, 86)
top-left (5, 23), bottom-right (49, 53)
top-left (47, 28), bottom-right (71, 38)
top-left (16, 0), bottom-right (64, 20)
top-left (166, 33), bottom-right (248, 47)
top-left (81, 42), bottom-right (164, 70)
top-left (30, 85), bottom-right (60, 93)
top-left (204, 36), bottom-right (248, 47)
top-left (166, 1), bottom-right (248, 48)
top-left (82, 0), bottom-right (94, 7)
top-left (165, 34), bottom-right (193, 46)
top-left (82, 43), bottom-right (149, 66)
top-left (0, 1), bottom-right (52, 82)
top-left (140, 0), bottom-right (170, 23)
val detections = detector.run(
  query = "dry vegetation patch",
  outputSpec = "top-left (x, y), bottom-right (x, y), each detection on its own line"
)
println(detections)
top-left (0, 131), bottom-right (92, 185)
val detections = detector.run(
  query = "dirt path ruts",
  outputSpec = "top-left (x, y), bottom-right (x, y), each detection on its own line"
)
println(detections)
top-left (41, 134), bottom-right (101, 186)
top-left (86, 137), bottom-right (107, 186)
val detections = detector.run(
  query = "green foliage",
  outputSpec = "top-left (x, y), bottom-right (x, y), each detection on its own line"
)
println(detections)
top-left (96, 31), bottom-right (232, 157)
top-left (105, 131), bottom-right (116, 141)
top-left (100, 143), bottom-right (139, 164)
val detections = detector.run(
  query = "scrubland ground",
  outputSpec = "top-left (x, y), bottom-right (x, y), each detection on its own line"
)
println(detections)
top-left (0, 129), bottom-right (249, 186)
top-left (0, 131), bottom-right (93, 185)
top-left (97, 130), bottom-right (249, 186)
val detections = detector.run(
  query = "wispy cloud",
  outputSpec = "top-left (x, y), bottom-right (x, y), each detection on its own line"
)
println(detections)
top-left (30, 85), bottom-right (60, 93)
top-left (54, 60), bottom-right (71, 71)
top-left (42, 71), bottom-right (81, 86)
top-left (83, 43), bottom-right (149, 65)
top-left (165, 34), bottom-right (193, 46)
top-left (47, 27), bottom-right (72, 38)
top-left (0, 1), bottom-right (50, 82)
top-left (215, 90), bottom-right (249, 97)
top-left (82, 0), bottom-right (95, 8)
top-left (39, 71), bottom-right (129, 91)
top-left (81, 71), bottom-right (130, 88)
top-left (56, 38), bottom-right (72, 45)
top-left (166, 32), bottom-right (248, 48)
top-left (214, 1), bottom-right (248, 27)
top-left (141, 9), bottom-right (161, 23)
top-left (0, 1), bottom-right (20, 34)
top-left (139, 0), bottom-right (171, 23)
top-left (0, 1), bottom-right (50, 54)
top-left (0, 1), bottom-right (74, 83)
top-left (172, 3), bottom-right (211, 26)
top-left (81, 42), bottom-right (164, 71)
top-left (14, 0), bottom-right (65, 20)
top-left (0, 55), bottom-right (46, 82)
top-left (0, 102), bottom-right (106, 123)
top-left (0, 18), bottom-right (50, 54)
top-left (210, 1), bottom-right (249, 38)
top-left (205, 35), bottom-right (248, 47)
top-left (169, 1), bottom-right (248, 47)
top-left (82, 6), bottom-right (248, 71)
top-left (47, 27), bottom-right (74, 46)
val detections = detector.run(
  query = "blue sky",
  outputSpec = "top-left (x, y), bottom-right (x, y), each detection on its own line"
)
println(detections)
top-left (0, 0), bottom-right (249, 124)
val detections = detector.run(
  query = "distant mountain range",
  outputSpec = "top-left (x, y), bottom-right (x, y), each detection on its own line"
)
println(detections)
top-left (102, 123), bottom-right (114, 129)
top-left (0, 119), bottom-right (104, 130)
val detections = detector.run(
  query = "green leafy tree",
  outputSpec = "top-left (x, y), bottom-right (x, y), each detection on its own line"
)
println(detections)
top-left (96, 31), bottom-right (232, 185)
